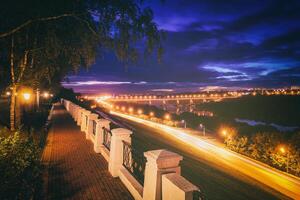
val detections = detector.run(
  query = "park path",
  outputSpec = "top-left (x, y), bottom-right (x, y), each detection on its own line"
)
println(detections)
top-left (41, 104), bottom-right (133, 200)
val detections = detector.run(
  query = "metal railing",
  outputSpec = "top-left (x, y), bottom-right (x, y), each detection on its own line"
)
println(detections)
top-left (193, 190), bottom-right (204, 200)
top-left (92, 120), bottom-right (96, 135)
top-left (122, 141), bottom-right (146, 185)
top-left (103, 127), bottom-right (112, 150)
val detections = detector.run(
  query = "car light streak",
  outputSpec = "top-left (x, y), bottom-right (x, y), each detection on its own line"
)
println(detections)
top-left (110, 110), bottom-right (300, 199)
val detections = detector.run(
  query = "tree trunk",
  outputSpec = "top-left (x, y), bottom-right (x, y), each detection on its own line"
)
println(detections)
top-left (15, 93), bottom-right (21, 128)
top-left (10, 36), bottom-right (16, 131)
top-left (10, 86), bottom-right (16, 131)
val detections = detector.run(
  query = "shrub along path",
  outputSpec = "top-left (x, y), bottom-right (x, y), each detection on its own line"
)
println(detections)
top-left (41, 104), bottom-right (133, 200)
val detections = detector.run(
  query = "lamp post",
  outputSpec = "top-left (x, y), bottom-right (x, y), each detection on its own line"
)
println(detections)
top-left (22, 92), bottom-right (32, 134)
top-left (137, 109), bottom-right (143, 115)
top-left (149, 111), bottom-right (154, 117)
top-left (200, 124), bottom-right (205, 136)
top-left (181, 119), bottom-right (186, 128)
top-left (164, 114), bottom-right (170, 120)
top-left (279, 146), bottom-right (290, 173)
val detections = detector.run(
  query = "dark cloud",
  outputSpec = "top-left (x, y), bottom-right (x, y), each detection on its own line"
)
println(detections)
top-left (71, 0), bottom-right (300, 91)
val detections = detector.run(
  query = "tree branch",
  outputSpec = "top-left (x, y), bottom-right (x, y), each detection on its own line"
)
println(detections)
top-left (0, 13), bottom-right (76, 38)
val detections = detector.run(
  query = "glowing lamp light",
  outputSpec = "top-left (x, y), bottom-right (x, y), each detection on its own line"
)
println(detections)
top-left (43, 92), bottom-right (49, 98)
top-left (121, 106), bottom-right (126, 111)
top-left (137, 109), bottom-right (143, 115)
top-left (164, 114), bottom-right (171, 120)
top-left (128, 107), bottom-right (134, 113)
top-left (222, 130), bottom-right (228, 137)
top-left (149, 112), bottom-right (154, 117)
top-left (6, 91), bottom-right (11, 96)
top-left (23, 93), bottom-right (31, 101)
top-left (279, 146), bottom-right (286, 154)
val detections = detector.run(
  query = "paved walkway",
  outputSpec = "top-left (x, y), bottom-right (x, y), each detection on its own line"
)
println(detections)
top-left (41, 104), bottom-right (133, 200)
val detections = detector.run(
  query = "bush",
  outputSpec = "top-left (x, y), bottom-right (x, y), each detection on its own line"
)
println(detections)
top-left (0, 132), bottom-right (41, 199)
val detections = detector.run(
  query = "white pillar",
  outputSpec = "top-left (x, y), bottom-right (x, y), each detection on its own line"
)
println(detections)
top-left (77, 107), bottom-right (84, 126)
top-left (162, 173), bottom-right (200, 200)
top-left (109, 128), bottom-right (132, 177)
top-left (87, 113), bottom-right (99, 140)
top-left (143, 150), bottom-right (183, 200)
top-left (81, 110), bottom-right (91, 132)
top-left (73, 105), bottom-right (78, 122)
top-left (94, 119), bottom-right (110, 153)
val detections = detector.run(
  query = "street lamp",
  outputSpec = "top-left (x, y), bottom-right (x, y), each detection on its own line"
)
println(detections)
top-left (43, 92), bottom-right (49, 98)
top-left (128, 107), bottom-right (134, 113)
top-left (278, 145), bottom-right (290, 173)
top-left (121, 106), bottom-right (126, 111)
top-left (181, 120), bottom-right (186, 128)
top-left (200, 124), bottom-right (205, 136)
top-left (164, 114), bottom-right (171, 120)
top-left (23, 93), bottom-right (31, 101)
top-left (222, 129), bottom-right (228, 137)
top-left (149, 111), bottom-right (154, 117)
top-left (137, 109), bottom-right (143, 115)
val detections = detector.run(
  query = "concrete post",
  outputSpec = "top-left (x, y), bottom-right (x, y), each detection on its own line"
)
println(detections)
top-left (94, 119), bottom-right (110, 153)
top-left (162, 173), bottom-right (200, 200)
top-left (69, 103), bottom-right (74, 117)
top-left (77, 107), bottom-right (84, 126)
top-left (87, 113), bottom-right (99, 140)
top-left (143, 150), bottom-right (183, 200)
top-left (81, 110), bottom-right (91, 133)
top-left (73, 105), bottom-right (78, 122)
top-left (109, 128), bottom-right (132, 177)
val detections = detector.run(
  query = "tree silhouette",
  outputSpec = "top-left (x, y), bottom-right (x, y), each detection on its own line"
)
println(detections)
top-left (0, 0), bottom-right (164, 130)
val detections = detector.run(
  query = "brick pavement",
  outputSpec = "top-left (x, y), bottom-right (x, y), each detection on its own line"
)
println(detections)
top-left (41, 104), bottom-right (133, 200)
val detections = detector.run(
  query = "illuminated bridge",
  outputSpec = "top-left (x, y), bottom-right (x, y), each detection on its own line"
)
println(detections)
top-left (95, 92), bottom-right (244, 103)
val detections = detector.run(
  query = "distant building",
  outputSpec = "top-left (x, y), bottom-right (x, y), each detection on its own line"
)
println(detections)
top-left (291, 86), bottom-right (300, 90)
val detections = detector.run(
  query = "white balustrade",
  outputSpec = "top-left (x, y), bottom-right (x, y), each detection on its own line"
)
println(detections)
top-left (109, 128), bottom-right (132, 177)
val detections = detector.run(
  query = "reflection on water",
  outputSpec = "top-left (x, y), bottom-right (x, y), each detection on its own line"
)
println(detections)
top-left (135, 100), bottom-right (214, 116)
top-left (235, 118), bottom-right (299, 132)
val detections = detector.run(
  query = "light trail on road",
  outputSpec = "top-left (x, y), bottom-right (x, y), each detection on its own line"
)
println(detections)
top-left (110, 110), bottom-right (300, 199)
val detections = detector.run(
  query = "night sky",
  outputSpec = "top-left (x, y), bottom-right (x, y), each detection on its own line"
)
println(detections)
top-left (64, 0), bottom-right (300, 93)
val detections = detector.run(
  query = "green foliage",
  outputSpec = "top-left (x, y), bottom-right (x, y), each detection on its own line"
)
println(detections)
top-left (0, 132), bottom-right (41, 199)
top-left (0, 0), bottom-right (164, 90)
top-left (225, 131), bottom-right (300, 177)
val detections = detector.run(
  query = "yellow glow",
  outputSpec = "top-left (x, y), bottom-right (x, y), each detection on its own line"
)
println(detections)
top-left (149, 112), bottom-right (154, 117)
top-left (222, 130), bottom-right (227, 136)
top-left (23, 93), bottom-right (31, 101)
top-left (137, 109), bottom-right (143, 115)
top-left (43, 92), bottom-right (49, 98)
top-left (164, 114), bottom-right (171, 120)
top-left (121, 106), bottom-right (126, 111)
top-left (279, 146), bottom-right (286, 154)
top-left (108, 110), bottom-right (300, 199)
top-left (6, 91), bottom-right (11, 96)
top-left (129, 107), bottom-right (134, 113)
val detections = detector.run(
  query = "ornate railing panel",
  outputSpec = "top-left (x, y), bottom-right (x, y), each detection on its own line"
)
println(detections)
top-left (85, 115), bottom-right (88, 128)
top-left (92, 120), bottom-right (96, 135)
top-left (122, 141), bottom-right (146, 185)
top-left (103, 127), bottom-right (112, 150)
top-left (193, 190), bottom-right (203, 200)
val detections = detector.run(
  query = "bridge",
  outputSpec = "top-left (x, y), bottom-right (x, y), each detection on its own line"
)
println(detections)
top-left (94, 92), bottom-right (243, 103)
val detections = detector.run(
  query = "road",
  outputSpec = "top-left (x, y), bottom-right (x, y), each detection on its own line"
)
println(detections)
top-left (106, 110), bottom-right (300, 200)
